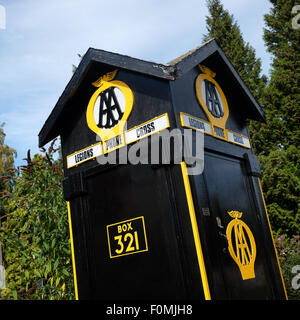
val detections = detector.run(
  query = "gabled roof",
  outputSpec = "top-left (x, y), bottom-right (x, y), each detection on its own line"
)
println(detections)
top-left (38, 39), bottom-right (265, 147)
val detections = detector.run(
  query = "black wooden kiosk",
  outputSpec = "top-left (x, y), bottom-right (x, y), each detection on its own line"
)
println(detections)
top-left (39, 39), bottom-right (287, 300)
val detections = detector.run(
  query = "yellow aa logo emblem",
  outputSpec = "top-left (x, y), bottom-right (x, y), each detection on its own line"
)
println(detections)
top-left (86, 70), bottom-right (134, 143)
top-left (226, 211), bottom-right (256, 280)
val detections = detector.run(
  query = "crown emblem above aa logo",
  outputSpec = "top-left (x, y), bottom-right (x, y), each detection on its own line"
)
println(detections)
top-left (86, 70), bottom-right (134, 143)
top-left (226, 210), bottom-right (257, 280)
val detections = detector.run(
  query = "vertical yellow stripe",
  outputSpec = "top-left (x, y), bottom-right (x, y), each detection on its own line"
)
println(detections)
top-left (67, 201), bottom-right (79, 300)
top-left (180, 162), bottom-right (211, 300)
top-left (258, 179), bottom-right (288, 300)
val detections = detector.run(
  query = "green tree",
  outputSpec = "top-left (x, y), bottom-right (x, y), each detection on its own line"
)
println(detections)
top-left (258, 0), bottom-right (300, 237)
top-left (0, 123), bottom-right (17, 196)
top-left (203, 0), bottom-right (268, 158)
top-left (276, 235), bottom-right (300, 300)
top-left (262, 0), bottom-right (300, 152)
top-left (259, 146), bottom-right (300, 236)
top-left (203, 0), bottom-right (267, 103)
top-left (0, 140), bottom-right (74, 300)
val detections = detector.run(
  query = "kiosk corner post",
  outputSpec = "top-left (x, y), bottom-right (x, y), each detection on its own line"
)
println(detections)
top-left (180, 161), bottom-right (211, 300)
top-left (257, 179), bottom-right (288, 300)
top-left (67, 201), bottom-right (79, 300)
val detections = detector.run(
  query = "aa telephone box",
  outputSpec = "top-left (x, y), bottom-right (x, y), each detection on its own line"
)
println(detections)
top-left (39, 39), bottom-right (287, 300)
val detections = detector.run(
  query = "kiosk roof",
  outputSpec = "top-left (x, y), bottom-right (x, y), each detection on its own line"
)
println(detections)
top-left (39, 39), bottom-right (265, 147)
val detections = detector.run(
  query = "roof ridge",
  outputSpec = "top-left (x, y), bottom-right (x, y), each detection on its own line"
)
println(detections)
top-left (167, 39), bottom-right (215, 66)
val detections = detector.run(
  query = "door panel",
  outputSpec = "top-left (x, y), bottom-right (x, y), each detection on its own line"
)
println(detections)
top-left (84, 164), bottom-right (186, 299)
top-left (198, 151), bottom-right (274, 299)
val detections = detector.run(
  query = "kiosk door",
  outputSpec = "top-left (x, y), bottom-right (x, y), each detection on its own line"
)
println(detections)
top-left (199, 151), bottom-right (275, 299)
top-left (84, 164), bottom-right (188, 300)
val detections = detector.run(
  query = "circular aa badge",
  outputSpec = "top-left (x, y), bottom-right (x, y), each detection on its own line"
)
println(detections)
top-left (86, 70), bottom-right (134, 142)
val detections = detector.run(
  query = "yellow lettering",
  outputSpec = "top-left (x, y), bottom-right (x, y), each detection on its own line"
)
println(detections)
top-left (124, 233), bottom-right (135, 252)
top-left (114, 235), bottom-right (124, 254)
top-left (134, 231), bottom-right (139, 251)
top-left (113, 231), bottom-right (140, 255)
top-left (107, 217), bottom-right (148, 258)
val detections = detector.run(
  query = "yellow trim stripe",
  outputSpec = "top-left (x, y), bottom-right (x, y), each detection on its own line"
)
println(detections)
top-left (258, 179), bottom-right (288, 300)
top-left (67, 201), bottom-right (79, 300)
top-left (180, 162), bottom-right (211, 300)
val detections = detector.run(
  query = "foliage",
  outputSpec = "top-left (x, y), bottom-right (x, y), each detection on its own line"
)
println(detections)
top-left (258, 0), bottom-right (300, 154)
top-left (72, 53), bottom-right (83, 74)
top-left (203, 0), bottom-right (269, 157)
top-left (0, 140), bottom-right (74, 300)
top-left (275, 235), bottom-right (300, 300)
top-left (0, 123), bottom-right (17, 195)
top-left (203, 0), bottom-right (267, 102)
top-left (257, 0), bottom-right (300, 237)
top-left (259, 146), bottom-right (300, 236)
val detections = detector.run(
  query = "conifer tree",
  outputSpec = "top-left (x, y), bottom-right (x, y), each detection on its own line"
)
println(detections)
top-left (203, 0), bottom-right (267, 103)
top-left (258, 0), bottom-right (300, 235)
top-left (203, 0), bottom-right (268, 157)
top-left (263, 0), bottom-right (300, 151)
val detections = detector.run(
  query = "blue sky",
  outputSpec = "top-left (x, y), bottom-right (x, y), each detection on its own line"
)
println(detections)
top-left (0, 0), bottom-right (272, 168)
